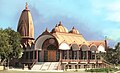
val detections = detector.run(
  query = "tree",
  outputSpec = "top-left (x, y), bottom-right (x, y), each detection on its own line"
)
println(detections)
top-left (104, 42), bottom-right (120, 65)
top-left (0, 28), bottom-right (10, 65)
top-left (114, 42), bottom-right (120, 64)
top-left (105, 48), bottom-right (117, 64)
top-left (0, 28), bottom-right (23, 65)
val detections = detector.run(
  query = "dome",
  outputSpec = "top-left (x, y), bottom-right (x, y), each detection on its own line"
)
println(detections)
top-left (17, 3), bottom-right (34, 38)
top-left (69, 27), bottom-right (79, 34)
top-left (51, 22), bottom-right (68, 33)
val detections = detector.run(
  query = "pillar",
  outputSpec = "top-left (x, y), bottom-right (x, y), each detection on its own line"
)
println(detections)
top-left (67, 50), bottom-right (69, 59)
top-left (28, 51), bottom-right (30, 59)
top-left (95, 51), bottom-right (97, 68)
top-left (79, 50), bottom-right (81, 60)
top-left (33, 51), bottom-right (34, 59)
top-left (95, 51), bottom-right (96, 60)
top-left (36, 50), bottom-right (38, 61)
top-left (77, 51), bottom-right (79, 59)
top-left (24, 52), bottom-right (26, 59)
top-left (60, 50), bottom-right (62, 61)
top-left (86, 51), bottom-right (88, 63)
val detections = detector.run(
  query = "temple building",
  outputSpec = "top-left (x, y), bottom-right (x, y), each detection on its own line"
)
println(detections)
top-left (17, 3), bottom-right (109, 70)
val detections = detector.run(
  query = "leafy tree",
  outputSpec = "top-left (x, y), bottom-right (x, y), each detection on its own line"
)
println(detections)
top-left (104, 42), bottom-right (120, 65)
top-left (105, 48), bottom-right (117, 64)
top-left (0, 28), bottom-right (10, 65)
top-left (0, 28), bottom-right (23, 65)
top-left (115, 43), bottom-right (120, 61)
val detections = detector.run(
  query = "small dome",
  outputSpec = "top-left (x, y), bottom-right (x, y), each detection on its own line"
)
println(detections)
top-left (69, 27), bottom-right (79, 34)
top-left (51, 22), bottom-right (68, 33)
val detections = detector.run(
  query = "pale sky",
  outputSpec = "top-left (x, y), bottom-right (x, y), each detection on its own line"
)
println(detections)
top-left (0, 0), bottom-right (120, 47)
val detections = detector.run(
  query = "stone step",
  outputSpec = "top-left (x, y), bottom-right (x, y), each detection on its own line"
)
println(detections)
top-left (32, 62), bottom-right (60, 70)
top-left (31, 62), bottom-right (44, 70)
top-left (41, 62), bottom-right (51, 70)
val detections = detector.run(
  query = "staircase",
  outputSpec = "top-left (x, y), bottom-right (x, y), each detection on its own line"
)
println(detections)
top-left (48, 62), bottom-right (59, 70)
top-left (41, 62), bottom-right (51, 70)
top-left (31, 62), bottom-right (60, 70)
top-left (31, 62), bottom-right (44, 70)
top-left (102, 60), bottom-right (114, 68)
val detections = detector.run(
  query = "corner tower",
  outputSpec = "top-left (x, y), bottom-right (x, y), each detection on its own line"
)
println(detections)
top-left (17, 3), bottom-right (34, 44)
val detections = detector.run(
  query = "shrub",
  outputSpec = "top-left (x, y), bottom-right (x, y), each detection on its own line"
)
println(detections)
top-left (85, 68), bottom-right (118, 72)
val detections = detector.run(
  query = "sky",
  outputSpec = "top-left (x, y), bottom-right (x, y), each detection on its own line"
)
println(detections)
top-left (0, 0), bottom-right (120, 48)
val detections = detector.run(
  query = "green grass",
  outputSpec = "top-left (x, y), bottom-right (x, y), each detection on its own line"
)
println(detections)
top-left (85, 68), bottom-right (118, 72)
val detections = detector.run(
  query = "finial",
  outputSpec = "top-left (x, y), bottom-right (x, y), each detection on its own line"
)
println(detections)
top-left (72, 26), bottom-right (75, 29)
top-left (25, 2), bottom-right (28, 10)
top-left (58, 21), bottom-right (62, 26)
top-left (55, 24), bottom-right (58, 27)
top-left (45, 28), bottom-right (49, 32)
top-left (105, 36), bottom-right (107, 40)
top-left (59, 21), bottom-right (61, 24)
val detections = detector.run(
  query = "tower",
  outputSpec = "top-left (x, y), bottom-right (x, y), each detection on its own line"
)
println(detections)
top-left (17, 3), bottom-right (34, 44)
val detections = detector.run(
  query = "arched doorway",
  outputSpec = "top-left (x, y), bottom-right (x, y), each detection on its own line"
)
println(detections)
top-left (42, 38), bottom-right (59, 62)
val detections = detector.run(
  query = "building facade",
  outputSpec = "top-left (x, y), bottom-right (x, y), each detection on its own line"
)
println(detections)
top-left (17, 3), bottom-right (108, 70)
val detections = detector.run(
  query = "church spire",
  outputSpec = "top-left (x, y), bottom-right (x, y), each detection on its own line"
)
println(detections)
top-left (25, 2), bottom-right (28, 10)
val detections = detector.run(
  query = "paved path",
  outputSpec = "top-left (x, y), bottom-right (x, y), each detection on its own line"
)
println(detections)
top-left (7, 69), bottom-right (118, 73)
top-left (115, 71), bottom-right (120, 73)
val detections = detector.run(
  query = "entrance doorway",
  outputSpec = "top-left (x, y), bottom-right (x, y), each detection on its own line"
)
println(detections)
top-left (48, 51), bottom-right (56, 61)
top-left (44, 50), bottom-right (56, 62)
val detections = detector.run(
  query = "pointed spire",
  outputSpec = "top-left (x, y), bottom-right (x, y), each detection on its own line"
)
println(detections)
top-left (25, 2), bottom-right (28, 10)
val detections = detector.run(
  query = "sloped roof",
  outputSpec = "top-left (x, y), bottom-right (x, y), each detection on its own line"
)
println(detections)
top-left (87, 40), bottom-right (106, 47)
top-left (52, 32), bottom-right (89, 45)
top-left (35, 23), bottom-right (106, 51)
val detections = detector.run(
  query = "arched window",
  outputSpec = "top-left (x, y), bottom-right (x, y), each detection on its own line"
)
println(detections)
top-left (71, 44), bottom-right (79, 59)
top-left (90, 45), bottom-right (97, 59)
top-left (80, 45), bottom-right (89, 60)
top-left (91, 51), bottom-right (95, 59)
top-left (69, 47), bottom-right (77, 59)
top-left (42, 38), bottom-right (57, 50)
top-left (47, 44), bottom-right (57, 50)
